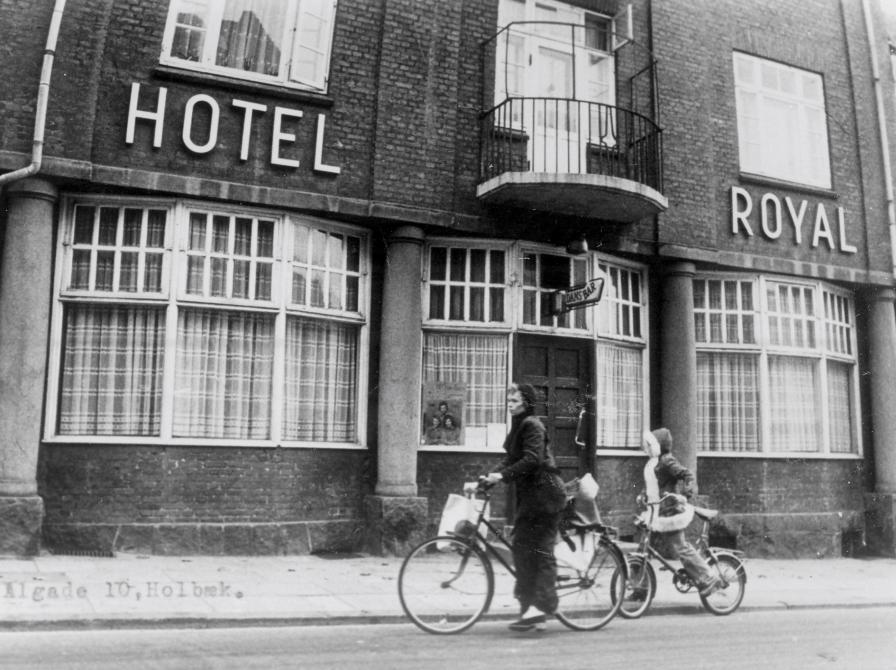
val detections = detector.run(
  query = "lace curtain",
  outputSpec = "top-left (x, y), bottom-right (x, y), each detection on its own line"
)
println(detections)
top-left (422, 333), bottom-right (507, 428)
top-left (696, 352), bottom-right (760, 452)
top-left (173, 309), bottom-right (274, 439)
top-left (282, 317), bottom-right (358, 441)
top-left (767, 355), bottom-right (818, 452)
top-left (59, 304), bottom-right (164, 435)
top-left (595, 341), bottom-right (642, 448)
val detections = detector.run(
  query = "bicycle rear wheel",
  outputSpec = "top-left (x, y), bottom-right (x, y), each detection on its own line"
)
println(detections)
top-left (554, 538), bottom-right (625, 631)
top-left (398, 536), bottom-right (494, 634)
top-left (613, 554), bottom-right (656, 619)
top-left (700, 553), bottom-right (746, 615)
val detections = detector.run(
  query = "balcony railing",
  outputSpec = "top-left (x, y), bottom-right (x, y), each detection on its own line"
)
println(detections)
top-left (480, 97), bottom-right (663, 192)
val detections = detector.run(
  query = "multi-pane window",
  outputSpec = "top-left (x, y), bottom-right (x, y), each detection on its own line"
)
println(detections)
top-left (290, 224), bottom-right (362, 313)
top-left (184, 212), bottom-right (274, 301)
top-left (733, 52), bottom-right (831, 188)
top-left (694, 279), bottom-right (755, 346)
top-left (595, 261), bottom-right (646, 449)
top-left (69, 205), bottom-right (168, 294)
top-left (427, 247), bottom-right (506, 323)
top-left (522, 252), bottom-right (588, 330)
top-left (53, 199), bottom-right (367, 446)
top-left (695, 275), bottom-right (857, 455)
top-left (161, 0), bottom-right (337, 92)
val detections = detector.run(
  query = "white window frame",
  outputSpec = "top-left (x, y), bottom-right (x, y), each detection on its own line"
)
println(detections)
top-left (159, 0), bottom-right (337, 92)
top-left (695, 272), bottom-right (861, 458)
top-left (46, 195), bottom-right (369, 450)
top-left (593, 254), bottom-right (650, 453)
top-left (419, 242), bottom-right (650, 454)
top-left (518, 243), bottom-right (593, 334)
top-left (423, 241), bottom-right (512, 327)
top-left (733, 52), bottom-right (832, 189)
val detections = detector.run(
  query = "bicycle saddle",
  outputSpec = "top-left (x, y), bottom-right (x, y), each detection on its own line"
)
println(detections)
top-left (692, 506), bottom-right (719, 520)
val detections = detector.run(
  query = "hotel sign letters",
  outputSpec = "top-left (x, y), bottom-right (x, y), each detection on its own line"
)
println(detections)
top-left (125, 83), bottom-right (340, 174)
top-left (730, 186), bottom-right (856, 254)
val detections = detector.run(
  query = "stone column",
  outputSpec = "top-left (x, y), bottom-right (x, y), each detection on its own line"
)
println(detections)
top-left (365, 225), bottom-right (428, 554)
top-left (865, 288), bottom-right (896, 556)
top-left (0, 178), bottom-right (57, 556)
top-left (659, 261), bottom-right (699, 481)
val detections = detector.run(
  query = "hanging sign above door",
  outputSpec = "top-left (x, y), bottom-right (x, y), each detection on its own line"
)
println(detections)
top-left (550, 277), bottom-right (605, 314)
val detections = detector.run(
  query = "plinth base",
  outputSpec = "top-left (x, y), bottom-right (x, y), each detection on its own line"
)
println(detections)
top-left (0, 496), bottom-right (44, 557)
top-left (865, 493), bottom-right (896, 557)
top-left (364, 494), bottom-right (428, 556)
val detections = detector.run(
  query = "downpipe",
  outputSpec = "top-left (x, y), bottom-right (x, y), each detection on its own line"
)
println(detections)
top-left (0, 0), bottom-right (67, 187)
top-left (860, 0), bottom-right (896, 278)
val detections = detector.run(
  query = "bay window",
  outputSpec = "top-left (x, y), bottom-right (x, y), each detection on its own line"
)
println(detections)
top-left (51, 198), bottom-right (368, 447)
top-left (695, 275), bottom-right (858, 455)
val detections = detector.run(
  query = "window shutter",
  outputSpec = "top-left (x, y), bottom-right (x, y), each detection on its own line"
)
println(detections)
top-left (611, 4), bottom-right (632, 51)
top-left (291, 0), bottom-right (337, 90)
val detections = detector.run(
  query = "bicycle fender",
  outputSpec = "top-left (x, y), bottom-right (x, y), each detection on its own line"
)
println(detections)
top-left (600, 536), bottom-right (628, 581)
top-left (710, 550), bottom-right (748, 583)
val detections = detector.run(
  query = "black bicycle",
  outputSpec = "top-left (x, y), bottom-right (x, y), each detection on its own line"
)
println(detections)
top-left (611, 494), bottom-right (747, 618)
top-left (398, 479), bottom-right (628, 634)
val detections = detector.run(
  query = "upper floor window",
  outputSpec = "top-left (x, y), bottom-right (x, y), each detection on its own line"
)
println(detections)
top-left (161, 0), bottom-right (337, 92)
top-left (733, 52), bottom-right (831, 188)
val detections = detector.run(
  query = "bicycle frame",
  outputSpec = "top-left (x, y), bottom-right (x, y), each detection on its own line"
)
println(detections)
top-left (451, 485), bottom-right (627, 583)
top-left (628, 499), bottom-right (747, 600)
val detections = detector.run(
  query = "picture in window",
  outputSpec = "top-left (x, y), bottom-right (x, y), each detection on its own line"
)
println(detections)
top-left (421, 382), bottom-right (465, 446)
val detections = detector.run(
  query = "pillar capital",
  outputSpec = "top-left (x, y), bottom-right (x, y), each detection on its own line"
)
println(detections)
top-left (663, 260), bottom-right (697, 279)
top-left (868, 286), bottom-right (896, 303)
top-left (4, 177), bottom-right (58, 203)
top-left (388, 225), bottom-right (425, 246)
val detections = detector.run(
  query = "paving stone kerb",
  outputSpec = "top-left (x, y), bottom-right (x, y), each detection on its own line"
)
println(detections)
top-left (0, 554), bottom-right (894, 630)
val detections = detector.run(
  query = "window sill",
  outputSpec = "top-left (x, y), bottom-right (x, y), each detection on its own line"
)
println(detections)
top-left (738, 172), bottom-right (837, 199)
top-left (153, 65), bottom-right (335, 107)
top-left (418, 444), bottom-right (503, 454)
top-left (43, 436), bottom-right (367, 450)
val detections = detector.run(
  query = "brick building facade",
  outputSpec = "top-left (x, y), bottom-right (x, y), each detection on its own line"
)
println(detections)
top-left (2, 0), bottom-right (896, 559)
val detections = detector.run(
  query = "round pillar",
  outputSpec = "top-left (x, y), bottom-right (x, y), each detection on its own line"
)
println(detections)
top-left (868, 288), bottom-right (896, 494)
top-left (375, 225), bottom-right (425, 496)
top-left (0, 177), bottom-right (57, 555)
top-left (659, 261), bottom-right (698, 479)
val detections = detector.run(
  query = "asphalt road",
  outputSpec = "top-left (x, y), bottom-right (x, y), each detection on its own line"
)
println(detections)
top-left (1, 607), bottom-right (893, 669)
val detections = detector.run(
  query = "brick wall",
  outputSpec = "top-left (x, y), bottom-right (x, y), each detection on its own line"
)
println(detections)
top-left (38, 444), bottom-right (372, 555)
top-left (653, 0), bottom-right (893, 277)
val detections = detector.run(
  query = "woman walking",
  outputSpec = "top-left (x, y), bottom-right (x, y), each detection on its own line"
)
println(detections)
top-left (484, 383), bottom-right (566, 632)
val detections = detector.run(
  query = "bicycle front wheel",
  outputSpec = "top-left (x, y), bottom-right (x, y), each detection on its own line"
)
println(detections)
top-left (613, 554), bottom-right (656, 619)
top-left (554, 538), bottom-right (626, 631)
top-left (700, 553), bottom-right (746, 616)
top-left (398, 536), bottom-right (494, 634)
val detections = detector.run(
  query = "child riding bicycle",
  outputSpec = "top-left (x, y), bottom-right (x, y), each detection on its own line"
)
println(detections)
top-left (632, 428), bottom-right (721, 600)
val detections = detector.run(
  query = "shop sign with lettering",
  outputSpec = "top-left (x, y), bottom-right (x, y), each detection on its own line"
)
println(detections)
top-left (124, 83), bottom-right (340, 174)
top-left (730, 186), bottom-right (856, 254)
top-left (550, 277), bottom-right (605, 315)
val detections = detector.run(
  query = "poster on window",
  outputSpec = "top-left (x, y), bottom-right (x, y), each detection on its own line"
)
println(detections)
top-left (421, 381), bottom-right (465, 446)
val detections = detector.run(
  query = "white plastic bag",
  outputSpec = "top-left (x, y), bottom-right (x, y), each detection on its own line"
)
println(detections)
top-left (437, 489), bottom-right (489, 549)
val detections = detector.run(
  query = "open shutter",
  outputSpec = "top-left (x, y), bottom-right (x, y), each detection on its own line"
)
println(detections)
top-left (612, 4), bottom-right (632, 51)
top-left (290, 0), bottom-right (337, 90)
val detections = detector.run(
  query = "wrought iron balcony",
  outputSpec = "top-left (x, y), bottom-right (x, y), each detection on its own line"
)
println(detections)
top-left (478, 19), bottom-right (667, 222)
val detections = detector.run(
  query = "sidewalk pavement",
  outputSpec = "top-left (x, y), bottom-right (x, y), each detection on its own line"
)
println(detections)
top-left (1, 550), bottom-right (895, 630)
